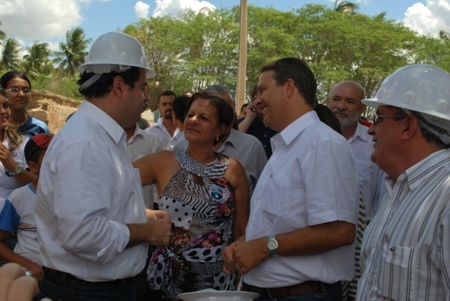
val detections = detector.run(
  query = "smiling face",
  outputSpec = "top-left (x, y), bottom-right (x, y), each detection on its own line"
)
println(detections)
top-left (327, 82), bottom-right (365, 129)
top-left (367, 105), bottom-right (406, 177)
top-left (257, 70), bottom-right (288, 132)
top-left (0, 94), bottom-right (11, 130)
top-left (184, 98), bottom-right (224, 146)
top-left (4, 77), bottom-right (31, 111)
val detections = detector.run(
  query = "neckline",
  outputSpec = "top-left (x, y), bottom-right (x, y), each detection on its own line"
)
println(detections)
top-left (176, 147), bottom-right (219, 178)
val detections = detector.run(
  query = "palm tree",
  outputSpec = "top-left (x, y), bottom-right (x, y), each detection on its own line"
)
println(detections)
top-left (0, 21), bottom-right (6, 45)
top-left (333, 0), bottom-right (358, 14)
top-left (53, 27), bottom-right (92, 77)
top-left (22, 41), bottom-right (52, 77)
top-left (1, 38), bottom-right (21, 70)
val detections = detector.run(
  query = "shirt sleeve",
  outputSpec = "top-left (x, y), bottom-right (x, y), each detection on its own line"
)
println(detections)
top-left (0, 200), bottom-right (20, 232)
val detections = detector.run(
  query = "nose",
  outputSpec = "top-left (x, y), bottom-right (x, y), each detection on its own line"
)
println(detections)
top-left (336, 101), bottom-right (346, 110)
top-left (367, 123), bottom-right (375, 135)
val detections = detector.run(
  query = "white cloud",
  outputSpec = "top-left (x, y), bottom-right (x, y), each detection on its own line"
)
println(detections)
top-left (135, 1), bottom-right (150, 19)
top-left (0, 0), bottom-right (84, 42)
top-left (152, 0), bottom-right (215, 18)
top-left (403, 0), bottom-right (450, 36)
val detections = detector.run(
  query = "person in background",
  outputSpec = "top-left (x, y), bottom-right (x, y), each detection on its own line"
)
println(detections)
top-left (170, 94), bottom-right (190, 149)
top-left (327, 81), bottom-right (386, 221)
top-left (125, 123), bottom-right (163, 209)
top-left (146, 90), bottom-right (178, 149)
top-left (0, 133), bottom-right (53, 284)
top-left (0, 71), bottom-right (49, 137)
top-left (238, 85), bottom-right (277, 158)
top-left (134, 92), bottom-right (250, 300)
top-left (356, 64), bottom-right (450, 300)
top-left (223, 57), bottom-right (359, 301)
top-left (34, 31), bottom-right (171, 301)
top-left (239, 103), bottom-right (249, 118)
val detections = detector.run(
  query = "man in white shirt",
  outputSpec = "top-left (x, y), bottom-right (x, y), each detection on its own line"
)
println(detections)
top-left (34, 31), bottom-right (171, 301)
top-left (223, 57), bottom-right (359, 300)
top-left (356, 64), bottom-right (450, 301)
top-left (146, 90), bottom-right (178, 149)
top-left (327, 81), bottom-right (387, 220)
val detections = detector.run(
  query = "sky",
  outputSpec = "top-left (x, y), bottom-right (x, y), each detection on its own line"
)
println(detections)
top-left (0, 0), bottom-right (449, 53)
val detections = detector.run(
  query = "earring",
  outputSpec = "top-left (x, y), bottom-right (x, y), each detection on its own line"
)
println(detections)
top-left (215, 136), bottom-right (220, 144)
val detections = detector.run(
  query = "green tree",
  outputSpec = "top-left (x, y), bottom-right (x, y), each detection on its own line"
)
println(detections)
top-left (0, 21), bottom-right (6, 45)
top-left (53, 27), bottom-right (92, 77)
top-left (22, 41), bottom-right (52, 77)
top-left (0, 38), bottom-right (21, 70)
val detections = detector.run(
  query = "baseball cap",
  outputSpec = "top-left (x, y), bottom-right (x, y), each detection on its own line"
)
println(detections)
top-left (25, 133), bottom-right (54, 162)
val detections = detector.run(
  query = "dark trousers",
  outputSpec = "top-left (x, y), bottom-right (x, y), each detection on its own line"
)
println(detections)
top-left (37, 267), bottom-right (150, 301)
top-left (250, 281), bottom-right (343, 301)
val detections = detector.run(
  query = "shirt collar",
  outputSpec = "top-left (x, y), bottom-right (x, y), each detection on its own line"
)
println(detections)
top-left (397, 149), bottom-right (450, 191)
top-left (80, 100), bottom-right (125, 144)
top-left (349, 122), bottom-right (371, 143)
top-left (277, 110), bottom-right (318, 146)
top-left (220, 128), bottom-right (238, 150)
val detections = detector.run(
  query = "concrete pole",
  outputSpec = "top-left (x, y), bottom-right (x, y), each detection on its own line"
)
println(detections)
top-left (235, 0), bottom-right (248, 114)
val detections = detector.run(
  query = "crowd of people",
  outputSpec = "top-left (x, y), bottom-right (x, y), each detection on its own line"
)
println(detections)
top-left (0, 30), bottom-right (449, 301)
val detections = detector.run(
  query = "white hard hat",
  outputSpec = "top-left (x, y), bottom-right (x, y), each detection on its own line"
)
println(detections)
top-left (363, 64), bottom-right (450, 134)
top-left (77, 31), bottom-right (156, 79)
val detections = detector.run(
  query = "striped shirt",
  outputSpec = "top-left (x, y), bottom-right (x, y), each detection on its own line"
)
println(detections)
top-left (357, 149), bottom-right (450, 301)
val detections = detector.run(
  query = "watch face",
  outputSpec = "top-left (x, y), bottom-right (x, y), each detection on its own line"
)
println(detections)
top-left (268, 239), bottom-right (278, 250)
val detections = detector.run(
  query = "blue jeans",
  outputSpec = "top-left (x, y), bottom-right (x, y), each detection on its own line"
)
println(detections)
top-left (252, 282), bottom-right (343, 301)
top-left (37, 267), bottom-right (150, 301)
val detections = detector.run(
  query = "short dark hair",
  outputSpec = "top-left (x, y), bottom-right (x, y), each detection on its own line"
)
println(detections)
top-left (409, 110), bottom-right (449, 149)
top-left (78, 67), bottom-right (141, 98)
top-left (261, 57), bottom-right (317, 107)
top-left (186, 92), bottom-right (234, 142)
top-left (172, 95), bottom-right (190, 122)
top-left (1, 71), bottom-right (32, 90)
top-left (0, 88), bottom-right (7, 99)
top-left (158, 90), bottom-right (176, 102)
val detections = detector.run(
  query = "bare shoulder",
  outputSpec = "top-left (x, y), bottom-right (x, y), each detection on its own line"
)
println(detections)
top-left (223, 157), bottom-right (246, 186)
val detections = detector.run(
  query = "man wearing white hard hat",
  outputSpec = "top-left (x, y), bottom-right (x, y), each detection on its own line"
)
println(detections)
top-left (356, 64), bottom-right (450, 300)
top-left (34, 31), bottom-right (171, 300)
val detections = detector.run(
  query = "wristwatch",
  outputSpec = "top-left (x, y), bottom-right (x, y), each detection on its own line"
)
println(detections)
top-left (267, 235), bottom-right (279, 257)
top-left (5, 163), bottom-right (24, 177)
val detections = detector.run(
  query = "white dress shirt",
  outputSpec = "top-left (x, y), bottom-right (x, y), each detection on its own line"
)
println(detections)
top-left (347, 122), bottom-right (387, 220)
top-left (244, 111), bottom-right (359, 287)
top-left (146, 118), bottom-right (179, 150)
top-left (357, 149), bottom-right (450, 301)
top-left (127, 126), bottom-right (163, 208)
top-left (35, 100), bottom-right (148, 282)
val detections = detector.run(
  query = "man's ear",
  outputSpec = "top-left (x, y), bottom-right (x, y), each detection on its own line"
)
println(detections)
top-left (401, 115), bottom-right (418, 141)
top-left (112, 75), bottom-right (126, 97)
top-left (285, 78), bottom-right (295, 98)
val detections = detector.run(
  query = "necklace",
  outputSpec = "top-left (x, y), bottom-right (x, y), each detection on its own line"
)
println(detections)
top-left (176, 147), bottom-right (220, 178)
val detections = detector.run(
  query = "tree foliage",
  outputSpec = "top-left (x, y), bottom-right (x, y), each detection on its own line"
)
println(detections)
top-left (0, 4), bottom-right (449, 110)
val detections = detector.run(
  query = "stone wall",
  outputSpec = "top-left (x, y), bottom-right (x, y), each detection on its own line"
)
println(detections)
top-left (29, 90), bottom-right (81, 134)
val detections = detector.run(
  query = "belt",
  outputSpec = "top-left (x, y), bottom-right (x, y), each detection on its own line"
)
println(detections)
top-left (43, 267), bottom-right (138, 286)
top-left (249, 281), bottom-right (341, 298)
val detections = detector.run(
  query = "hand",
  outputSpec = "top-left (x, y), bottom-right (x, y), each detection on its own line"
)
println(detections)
top-left (146, 209), bottom-right (171, 224)
top-left (224, 237), bottom-right (267, 276)
top-left (23, 262), bottom-right (44, 284)
top-left (0, 262), bottom-right (51, 301)
top-left (244, 105), bottom-right (257, 119)
top-left (145, 213), bottom-right (172, 247)
top-left (0, 143), bottom-right (15, 170)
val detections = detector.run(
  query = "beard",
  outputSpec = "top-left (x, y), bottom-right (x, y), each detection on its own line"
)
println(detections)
top-left (333, 109), bottom-right (360, 129)
top-left (163, 111), bottom-right (173, 119)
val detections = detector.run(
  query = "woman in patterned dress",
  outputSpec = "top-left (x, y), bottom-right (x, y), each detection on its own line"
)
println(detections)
top-left (134, 92), bottom-right (250, 300)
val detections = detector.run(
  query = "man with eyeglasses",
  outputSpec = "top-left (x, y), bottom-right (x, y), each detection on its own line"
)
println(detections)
top-left (0, 71), bottom-right (49, 137)
top-left (327, 81), bottom-right (387, 221)
top-left (356, 64), bottom-right (450, 300)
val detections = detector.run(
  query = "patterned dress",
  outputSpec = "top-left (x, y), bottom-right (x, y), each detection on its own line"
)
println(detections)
top-left (148, 148), bottom-right (236, 300)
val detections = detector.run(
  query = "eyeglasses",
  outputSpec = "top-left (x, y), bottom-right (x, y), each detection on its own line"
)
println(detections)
top-left (6, 87), bottom-right (31, 95)
top-left (373, 114), bottom-right (408, 126)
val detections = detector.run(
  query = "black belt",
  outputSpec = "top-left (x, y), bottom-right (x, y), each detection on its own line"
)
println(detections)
top-left (43, 267), bottom-right (139, 286)
top-left (248, 281), bottom-right (342, 298)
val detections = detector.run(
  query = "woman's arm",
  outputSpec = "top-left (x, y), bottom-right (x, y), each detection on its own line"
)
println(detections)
top-left (224, 158), bottom-right (250, 240)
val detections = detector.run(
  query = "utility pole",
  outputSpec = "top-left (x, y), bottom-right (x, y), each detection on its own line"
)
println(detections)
top-left (235, 0), bottom-right (248, 113)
